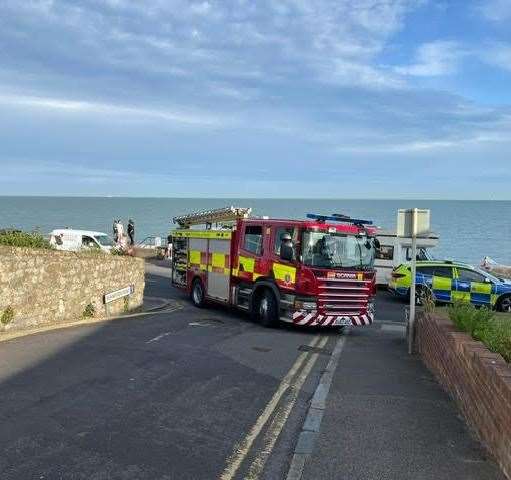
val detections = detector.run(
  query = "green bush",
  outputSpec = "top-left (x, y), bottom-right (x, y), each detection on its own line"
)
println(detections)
top-left (82, 303), bottom-right (95, 318)
top-left (448, 301), bottom-right (511, 362)
top-left (1, 306), bottom-right (14, 325)
top-left (0, 230), bottom-right (52, 249)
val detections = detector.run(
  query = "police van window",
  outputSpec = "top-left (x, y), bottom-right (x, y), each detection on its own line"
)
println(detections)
top-left (433, 267), bottom-right (453, 278)
top-left (243, 226), bottom-right (263, 255)
top-left (376, 245), bottom-right (394, 260)
top-left (274, 227), bottom-right (296, 255)
top-left (417, 266), bottom-right (435, 276)
top-left (458, 269), bottom-right (486, 283)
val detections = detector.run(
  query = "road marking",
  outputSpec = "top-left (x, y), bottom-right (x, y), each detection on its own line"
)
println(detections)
top-left (146, 331), bottom-right (174, 343)
top-left (286, 335), bottom-right (347, 480)
top-left (219, 335), bottom-right (324, 480)
top-left (245, 336), bottom-right (328, 480)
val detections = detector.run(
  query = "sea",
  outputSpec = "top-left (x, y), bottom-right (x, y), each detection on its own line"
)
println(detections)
top-left (0, 197), bottom-right (510, 266)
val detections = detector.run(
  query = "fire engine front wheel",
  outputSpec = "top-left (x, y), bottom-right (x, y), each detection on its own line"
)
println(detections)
top-left (191, 278), bottom-right (205, 308)
top-left (253, 290), bottom-right (279, 328)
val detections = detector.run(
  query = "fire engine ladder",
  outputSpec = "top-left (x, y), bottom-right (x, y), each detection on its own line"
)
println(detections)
top-left (173, 206), bottom-right (252, 229)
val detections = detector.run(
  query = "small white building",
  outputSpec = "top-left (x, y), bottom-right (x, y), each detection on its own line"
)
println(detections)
top-left (49, 229), bottom-right (115, 253)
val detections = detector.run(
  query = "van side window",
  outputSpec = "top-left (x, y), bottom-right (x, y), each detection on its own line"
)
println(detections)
top-left (433, 267), bottom-right (453, 278)
top-left (243, 226), bottom-right (263, 255)
top-left (417, 266), bottom-right (452, 278)
top-left (376, 245), bottom-right (394, 260)
top-left (417, 266), bottom-right (435, 277)
top-left (406, 247), bottom-right (429, 261)
top-left (82, 235), bottom-right (98, 248)
top-left (458, 269), bottom-right (486, 283)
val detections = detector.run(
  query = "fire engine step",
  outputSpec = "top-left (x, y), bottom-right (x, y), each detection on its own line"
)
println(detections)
top-left (235, 287), bottom-right (253, 310)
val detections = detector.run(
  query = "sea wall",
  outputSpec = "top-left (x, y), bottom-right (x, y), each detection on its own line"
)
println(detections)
top-left (0, 246), bottom-right (145, 333)
top-left (417, 313), bottom-right (511, 479)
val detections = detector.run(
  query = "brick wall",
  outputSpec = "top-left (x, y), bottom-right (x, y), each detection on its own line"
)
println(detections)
top-left (0, 246), bottom-right (145, 333)
top-left (417, 313), bottom-right (511, 479)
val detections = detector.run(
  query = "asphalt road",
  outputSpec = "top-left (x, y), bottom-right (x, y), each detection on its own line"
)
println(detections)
top-left (3, 262), bottom-right (484, 480)
top-left (0, 262), bottom-right (363, 480)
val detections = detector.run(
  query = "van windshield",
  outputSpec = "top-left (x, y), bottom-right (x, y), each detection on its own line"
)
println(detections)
top-left (94, 235), bottom-right (114, 247)
top-left (302, 231), bottom-right (375, 269)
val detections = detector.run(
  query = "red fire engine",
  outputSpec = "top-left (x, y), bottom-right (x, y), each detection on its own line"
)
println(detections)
top-left (170, 207), bottom-right (379, 328)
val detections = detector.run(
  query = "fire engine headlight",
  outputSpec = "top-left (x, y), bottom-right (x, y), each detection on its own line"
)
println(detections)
top-left (294, 300), bottom-right (317, 311)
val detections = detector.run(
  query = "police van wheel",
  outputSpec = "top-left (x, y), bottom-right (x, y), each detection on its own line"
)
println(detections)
top-left (497, 294), bottom-right (511, 313)
top-left (191, 278), bottom-right (205, 308)
top-left (256, 290), bottom-right (279, 328)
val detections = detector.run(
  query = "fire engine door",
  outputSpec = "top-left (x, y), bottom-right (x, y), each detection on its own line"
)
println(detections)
top-left (207, 239), bottom-right (230, 301)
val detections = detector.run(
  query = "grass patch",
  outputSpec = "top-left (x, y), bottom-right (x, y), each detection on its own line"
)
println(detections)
top-left (447, 302), bottom-right (511, 363)
top-left (0, 230), bottom-right (52, 249)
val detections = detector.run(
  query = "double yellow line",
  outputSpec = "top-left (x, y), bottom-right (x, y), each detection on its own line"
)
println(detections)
top-left (220, 335), bottom-right (328, 480)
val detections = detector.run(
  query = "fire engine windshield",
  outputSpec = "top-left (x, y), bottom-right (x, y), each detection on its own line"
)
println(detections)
top-left (301, 231), bottom-right (375, 269)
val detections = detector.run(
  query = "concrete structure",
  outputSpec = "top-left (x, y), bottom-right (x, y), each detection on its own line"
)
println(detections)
top-left (417, 313), bottom-right (511, 480)
top-left (0, 246), bottom-right (144, 333)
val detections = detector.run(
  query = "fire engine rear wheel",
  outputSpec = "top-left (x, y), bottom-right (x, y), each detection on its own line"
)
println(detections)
top-left (191, 278), bottom-right (205, 308)
top-left (254, 290), bottom-right (279, 328)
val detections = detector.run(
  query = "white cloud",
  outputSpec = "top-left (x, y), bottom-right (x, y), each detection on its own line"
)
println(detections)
top-left (0, 93), bottom-right (228, 127)
top-left (395, 41), bottom-right (464, 76)
top-left (1, 0), bottom-right (421, 90)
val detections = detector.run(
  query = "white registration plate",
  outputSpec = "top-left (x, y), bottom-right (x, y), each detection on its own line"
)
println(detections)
top-left (333, 318), bottom-right (352, 326)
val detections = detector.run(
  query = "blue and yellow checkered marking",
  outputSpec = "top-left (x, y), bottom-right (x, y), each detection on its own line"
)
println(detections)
top-left (389, 262), bottom-right (511, 307)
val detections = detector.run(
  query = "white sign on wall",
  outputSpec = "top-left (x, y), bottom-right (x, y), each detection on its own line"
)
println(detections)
top-left (103, 285), bottom-right (134, 304)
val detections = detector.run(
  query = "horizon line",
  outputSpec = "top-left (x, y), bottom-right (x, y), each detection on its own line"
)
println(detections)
top-left (0, 195), bottom-right (510, 201)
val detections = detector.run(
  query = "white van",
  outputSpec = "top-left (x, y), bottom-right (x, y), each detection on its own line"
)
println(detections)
top-left (49, 229), bottom-right (115, 253)
top-left (375, 229), bottom-right (439, 286)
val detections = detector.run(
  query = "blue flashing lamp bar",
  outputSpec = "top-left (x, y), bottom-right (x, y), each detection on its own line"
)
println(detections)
top-left (306, 213), bottom-right (373, 226)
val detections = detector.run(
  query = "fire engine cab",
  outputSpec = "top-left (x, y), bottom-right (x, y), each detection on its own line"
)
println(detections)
top-left (170, 206), bottom-right (379, 328)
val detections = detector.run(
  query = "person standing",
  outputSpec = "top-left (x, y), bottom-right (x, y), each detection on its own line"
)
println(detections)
top-left (166, 234), bottom-right (173, 260)
top-left (113, 219), bottom-right (118, 243)
top-left (128, 219), bottom-right (135, 246)
top-left (116, 220), bottom-right (124, 247)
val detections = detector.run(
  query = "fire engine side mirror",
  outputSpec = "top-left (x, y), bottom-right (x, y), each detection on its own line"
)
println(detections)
top-left (280, 242), bottom-right (294, 262)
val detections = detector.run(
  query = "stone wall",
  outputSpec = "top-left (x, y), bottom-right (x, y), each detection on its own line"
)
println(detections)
top-left (0, 246), bottom-right (145, 333)
top-left (417, 314), bottom-right (511, 479)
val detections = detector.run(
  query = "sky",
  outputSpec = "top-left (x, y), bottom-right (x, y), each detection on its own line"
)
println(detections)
top-left (0, 0), bottom-right (510, 199)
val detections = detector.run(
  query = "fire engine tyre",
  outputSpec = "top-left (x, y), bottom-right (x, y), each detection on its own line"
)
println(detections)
top-left (497, 294), bottom-right (511, 313)
top-left (254, 290), bottom-right (279, 328)
top-left (191, 278), bottom-right (205, 308)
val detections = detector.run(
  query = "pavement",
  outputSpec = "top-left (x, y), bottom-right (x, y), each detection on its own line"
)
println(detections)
top-left (0, 260), bottom-right (505, 480)
top-left (300, 321), bottom-right (505, 480)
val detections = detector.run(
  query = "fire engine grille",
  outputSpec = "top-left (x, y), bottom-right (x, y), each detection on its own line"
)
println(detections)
top-left (316, 277), bottom-right (372, 316)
